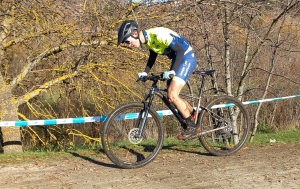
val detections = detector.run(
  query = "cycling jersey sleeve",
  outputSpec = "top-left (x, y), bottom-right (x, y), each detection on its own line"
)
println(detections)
top-left (170, 42), bottom-right (185, 72)
top-left (144, 49), bottom-right (158, 73)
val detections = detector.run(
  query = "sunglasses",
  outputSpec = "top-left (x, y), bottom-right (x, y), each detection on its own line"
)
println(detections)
top-left (124, 40), bottom-right (130, 44)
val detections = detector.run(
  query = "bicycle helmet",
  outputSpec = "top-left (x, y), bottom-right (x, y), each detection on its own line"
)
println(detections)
top-left (117, 20), bottom-right (138, 46)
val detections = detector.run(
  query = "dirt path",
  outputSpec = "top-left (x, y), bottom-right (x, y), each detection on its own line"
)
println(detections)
top-left (1, 143), bottom-right (300, 189)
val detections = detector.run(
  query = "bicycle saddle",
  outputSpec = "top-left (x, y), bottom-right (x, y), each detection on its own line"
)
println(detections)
top-left (193, 70), bottom-right (215, 76)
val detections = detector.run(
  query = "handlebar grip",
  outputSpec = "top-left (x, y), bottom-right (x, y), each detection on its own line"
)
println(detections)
top-left (136, 76), bottom-right (147, 82)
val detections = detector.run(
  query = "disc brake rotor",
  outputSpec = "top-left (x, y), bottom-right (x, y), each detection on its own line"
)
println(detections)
top-left (128, 128), bottom-right (143, 144)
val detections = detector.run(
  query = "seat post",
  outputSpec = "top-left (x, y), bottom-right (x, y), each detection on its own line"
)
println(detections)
top-left (199, 74), bottom-right (206, 97)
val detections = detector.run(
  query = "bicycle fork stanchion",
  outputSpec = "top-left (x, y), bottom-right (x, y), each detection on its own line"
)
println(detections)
top-left (135, 83), bottom-right (156, 138)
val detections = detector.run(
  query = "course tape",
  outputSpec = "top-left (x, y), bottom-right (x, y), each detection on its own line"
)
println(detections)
top-left (1, 94), bottom-right (299, 127)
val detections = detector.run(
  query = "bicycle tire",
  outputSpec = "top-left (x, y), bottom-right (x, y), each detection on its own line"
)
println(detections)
top-left (101, 102), bottom-right (164, 169)
top-left (198, 96), bottom-right (250, 156)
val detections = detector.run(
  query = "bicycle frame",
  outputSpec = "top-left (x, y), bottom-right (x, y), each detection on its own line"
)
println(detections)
top-left (135, 70), bottom-right (214, 138)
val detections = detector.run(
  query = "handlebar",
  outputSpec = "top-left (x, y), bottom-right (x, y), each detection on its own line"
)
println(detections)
top-left (137, 70), bottom-right (215, 83)
top-left (137, 73), bottom-right (174, 82)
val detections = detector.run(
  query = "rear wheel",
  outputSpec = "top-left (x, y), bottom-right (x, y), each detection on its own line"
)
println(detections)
top-left (198, 96), bottom-right (250, 156)
top-left (101, 102), bottom-right (164, 169)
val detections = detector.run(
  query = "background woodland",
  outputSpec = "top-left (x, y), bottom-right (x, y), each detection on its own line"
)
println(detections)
top-left (1, 0), bottom-right (300, 152)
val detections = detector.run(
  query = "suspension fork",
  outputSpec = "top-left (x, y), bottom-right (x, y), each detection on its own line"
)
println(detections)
top-left (135, 85), bottom-right (156, 138)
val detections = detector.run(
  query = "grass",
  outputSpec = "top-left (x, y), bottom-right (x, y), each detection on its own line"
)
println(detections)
top-left (1, 129), bottom-right (300, 163)
top-left (162, 128), bottom-right (300, 151)
top-left (0, 151), bottom-right (71, 165)
top-left (247, 128), bottom-right (300, 146)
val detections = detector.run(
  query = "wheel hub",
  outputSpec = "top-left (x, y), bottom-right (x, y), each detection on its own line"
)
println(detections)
top-left (215, 119), bottom-right (232, 138)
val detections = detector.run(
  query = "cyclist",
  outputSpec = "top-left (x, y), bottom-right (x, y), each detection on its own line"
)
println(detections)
top-left (117, 20), bottom-right (198, 140)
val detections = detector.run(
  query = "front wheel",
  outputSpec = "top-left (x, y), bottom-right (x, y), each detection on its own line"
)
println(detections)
top-left (198, 96), bottom-right (250, 156)
top-left (101, 102), bottom-right (164, 169)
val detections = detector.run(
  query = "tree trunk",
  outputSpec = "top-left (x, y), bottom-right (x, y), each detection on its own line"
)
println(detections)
top-left (223, 3), bottom-right (233, 97)
top-left (250, 14), bottom-right (287, 142)
top-left (0, 5), bottom-right (22, 153)
top-left (0, 74), bottom-right (22, 152)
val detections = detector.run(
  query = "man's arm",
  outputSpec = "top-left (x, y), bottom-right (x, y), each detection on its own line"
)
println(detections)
top-left (144, 49), bottom-right (158, 73)
top-left (170, 42), bottom-right (185, 72)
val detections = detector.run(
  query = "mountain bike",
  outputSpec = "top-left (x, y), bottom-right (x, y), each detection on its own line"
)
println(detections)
top-left (101, 70), bottom-right (250, 169)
